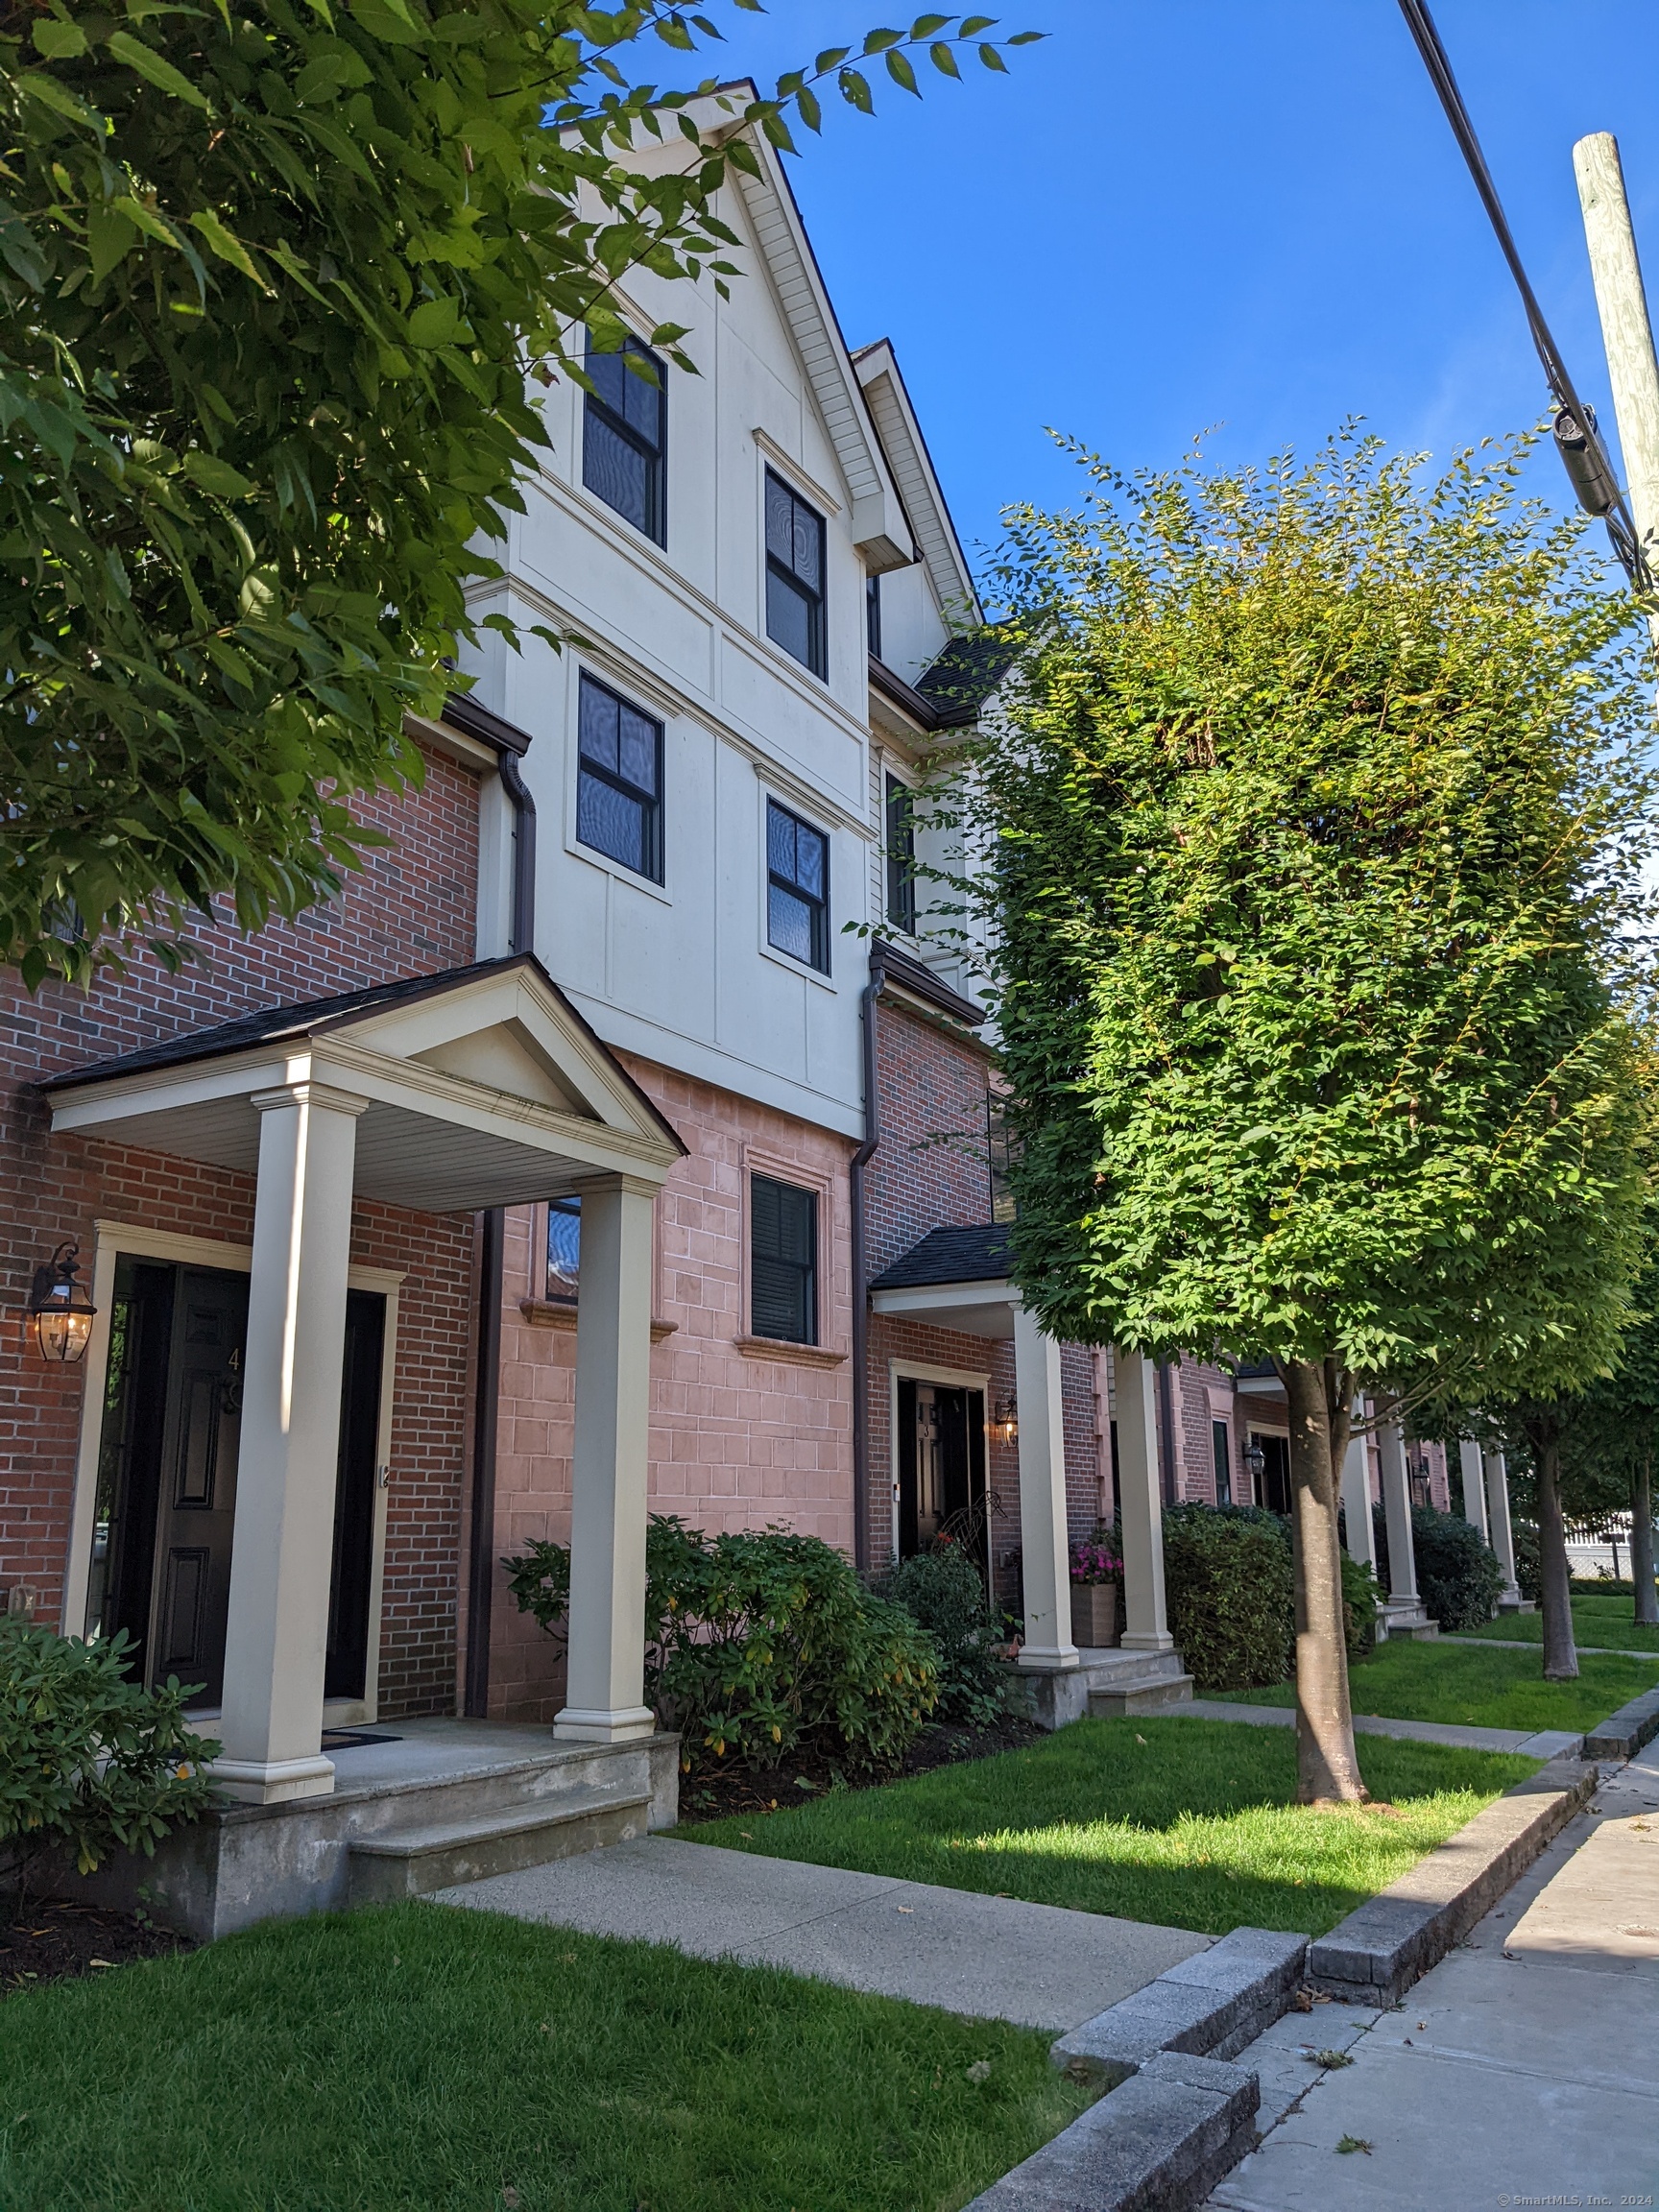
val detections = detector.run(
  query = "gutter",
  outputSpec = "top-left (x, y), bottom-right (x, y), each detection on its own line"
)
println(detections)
top-left (849, 940), bottom-right (887, 1575)
top-left (457, 694), bottom-right (536, 1721)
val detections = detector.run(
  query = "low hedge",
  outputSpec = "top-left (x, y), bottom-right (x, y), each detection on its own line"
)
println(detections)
top-left (505, 1517), bottom-right (940, 1774)
top-left (1375, 1502), bottom-right (1504, 1632)
top-left (1162, 1503), bottom-right (1294, 1691)
top-left (878, 1544), bottom-right (1008, 1726)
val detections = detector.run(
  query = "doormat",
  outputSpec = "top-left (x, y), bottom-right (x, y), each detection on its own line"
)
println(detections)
top-left (321, 1729), bottom-right (403, 1750)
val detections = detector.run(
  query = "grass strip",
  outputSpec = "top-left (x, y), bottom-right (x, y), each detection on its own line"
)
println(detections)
top-left (0, 1902), bottom-right (1088, 2212)
top-left (1213, 1637), bottom-right (1659, 1729)
top-left (1457, 1596), bottom-right (1659, 1657)
top-left (681, 1716), bottom-right (1536, 1938)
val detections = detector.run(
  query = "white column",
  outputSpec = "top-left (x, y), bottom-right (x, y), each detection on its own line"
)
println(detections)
top-left (1376, 1416), bottom-right (1418, 1606)
top-left (1012, 1305), bottom-right (1078, 1671)
top-left (1483, 1448), bottom-right (1524, 1608)
top-left (555, 1176), bottom-right (659, 1742)
top-left (1341, 1422), bottom-right (1377, 1575)
top-left (1458, 1439), bottom-right (1490, 1540)
top-left (215, 1081), bottom-right (365, 1803)
top-left (1114, 1343), bottom-right (1173, 1653)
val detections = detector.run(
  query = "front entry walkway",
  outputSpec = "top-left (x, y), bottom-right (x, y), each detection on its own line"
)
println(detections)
top-left (432, 1834), bottom-right (1211, 2032)
top-left (1206, 1742), bottom-right (1659, 2209)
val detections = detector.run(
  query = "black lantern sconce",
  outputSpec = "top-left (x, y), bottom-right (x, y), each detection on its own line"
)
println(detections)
top-left (993, 1396), bottom-right (1019, 1447)
top-left (1242, 1438), bottom-right (1267, 1489)
top-left (27, 1242), bottom-right (97, 1364)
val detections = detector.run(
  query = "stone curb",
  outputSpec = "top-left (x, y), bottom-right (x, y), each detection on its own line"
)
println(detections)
top-left (1308, 1752), bottom-right (1596, 2004)
top-left (1582, 1682), bottom-right (1659, 1761)
top-left (960, 1929), bottom-right (1305, 2212)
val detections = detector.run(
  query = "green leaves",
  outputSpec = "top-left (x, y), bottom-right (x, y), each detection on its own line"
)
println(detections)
top-left (105, 30), bottom-right (211, 109)
top-left (946, 431), bottom-right (1655, 1403)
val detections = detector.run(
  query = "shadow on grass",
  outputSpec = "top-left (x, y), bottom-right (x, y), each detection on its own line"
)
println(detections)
top-left (684, 1717), bottom-right (1539, 1938)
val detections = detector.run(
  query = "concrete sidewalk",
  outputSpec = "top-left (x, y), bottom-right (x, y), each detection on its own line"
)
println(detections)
top-left (1444, 1630), bottom-right (1659, 1663)
top-left (1207, 1743), bottom-right (1659, 2210)
top-left (431, 1834), bottom-right (1211, 2032)
top-left (1175, 1695), bottom-right (1581, 1759)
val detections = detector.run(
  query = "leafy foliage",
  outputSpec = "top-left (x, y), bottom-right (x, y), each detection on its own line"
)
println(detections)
top-left (1339, 1551), bottom-right (1379, 1662)
top-left (1161, 1503), bottom-right (1294, 1691)
top-left (879, 1542), bottom-right (1008, 1724)
top-left (506, 1517), bottom-right (940, 1771)
top-left (1372, 1501), bottom-right (1503, 1633)
top-left (0, 1623), bottom-right (218, 1908)
top-left (942, 432), bottom-right (1653, 1401)
top-left (0, 1), bottom-right (1035, 982)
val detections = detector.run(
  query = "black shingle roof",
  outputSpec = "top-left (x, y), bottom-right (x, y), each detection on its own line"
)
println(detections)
top-left (913, 634), bottom-right (1017, 728)
top-left (869, 1222), bottom-right (1013, 1291)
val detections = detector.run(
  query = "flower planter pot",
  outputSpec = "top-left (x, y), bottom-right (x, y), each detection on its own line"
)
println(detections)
top-left (1070, 1580), bottom-right (1120, 1649)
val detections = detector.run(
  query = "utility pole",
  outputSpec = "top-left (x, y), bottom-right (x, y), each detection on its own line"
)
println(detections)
top-left (1574, 132), bottom-right (1659, 643)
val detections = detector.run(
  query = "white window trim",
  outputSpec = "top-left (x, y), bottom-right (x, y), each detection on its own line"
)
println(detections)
top-left (885, 1356), bottom-right (992, 1563)
top-left (62, 1220), bottom-right (403, 1728)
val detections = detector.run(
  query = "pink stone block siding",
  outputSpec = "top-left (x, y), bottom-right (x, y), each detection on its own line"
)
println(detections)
top-left (485, 1052), bottom-right (856, 1722)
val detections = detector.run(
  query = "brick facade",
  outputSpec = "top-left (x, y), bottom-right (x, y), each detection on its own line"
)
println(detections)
top-left (0, 746), bottom-right (482, 1717)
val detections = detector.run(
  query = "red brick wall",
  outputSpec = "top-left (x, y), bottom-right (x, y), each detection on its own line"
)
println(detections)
top-left (866, 998), bottom-right (998, 1281)
top-left (0, 746), bottom-right (482, 1715)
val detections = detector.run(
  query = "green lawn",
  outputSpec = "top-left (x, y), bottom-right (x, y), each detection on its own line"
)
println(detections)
top-left (681, 1716), bottom-right (1537, 1938)
top-left (0, 1903), bottom-right (1090, 2212)
top-left (1458, 1594), bottom-right (1659, 1656)
top-left (1214, 1636), bottom-right (1659, 1730)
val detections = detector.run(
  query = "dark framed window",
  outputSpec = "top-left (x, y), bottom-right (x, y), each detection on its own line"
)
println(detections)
top-left (766, 798), bottom-right (830, 973)
top-left (764, 469), bottom-right (827, 677)
top-left (545, 1197), bottom-right (581, 1303)
top-left (577, 673), bottom-right (663, 881)
top-left (884, 772), bottom-right (916, 933)
top-left (583, 333), bottom-right (666, 544)
top-left (866, 572), bottom-right (882, 660)
top-left (1211, 1418), bottom-right (1233, 1508)
top-left (751, 1174), bottom-right (817, 1344)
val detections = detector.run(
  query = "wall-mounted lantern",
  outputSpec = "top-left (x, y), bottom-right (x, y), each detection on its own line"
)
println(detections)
top-left (994, 1396), bottom-right (1018, 1447)
top-left (27, 1242), bottom-right (97, 1364)
top-left (1242, 1438), bottom-right (1267, 1489)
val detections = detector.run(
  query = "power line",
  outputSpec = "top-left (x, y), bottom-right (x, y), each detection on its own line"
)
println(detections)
top-left (1395, 0), bottom-right (1647, 586)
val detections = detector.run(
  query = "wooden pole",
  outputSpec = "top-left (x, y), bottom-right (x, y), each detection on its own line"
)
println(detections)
top-left (1574, 132), bottom-right (1659, 645)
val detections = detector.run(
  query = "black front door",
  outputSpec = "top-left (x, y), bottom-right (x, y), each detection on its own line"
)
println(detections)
top-left (325, 1288), bottom-right (386, 1702)
top-left (897, 1380), bottom-right (987, 1557)
top-left (1253, 1431), bottom-right (1293, 1517)
top-left (147, 1267), bottom-right (249, 1703)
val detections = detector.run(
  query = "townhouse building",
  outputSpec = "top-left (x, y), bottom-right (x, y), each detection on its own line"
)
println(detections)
top-left (0, 98), bottom-right (1507, 1931)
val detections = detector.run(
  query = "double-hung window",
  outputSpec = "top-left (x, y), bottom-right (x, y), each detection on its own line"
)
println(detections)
top-left (583, 334), bottom-right (666, 544)
top-left (884, 772), bottom-right (916, 934)
top-left (577, 673), bottom-right (663, 882)
top-left (764, 469), bottom-right (827, 677)
top-left (1211, 1418), bottom-right (1233, 1508)
top-left (766, 799), bottom-right (830, 973)
top-left (751, 1175), bottom-right (817, 1344)
top-left (545, 1197), bottom-right (581, 1303)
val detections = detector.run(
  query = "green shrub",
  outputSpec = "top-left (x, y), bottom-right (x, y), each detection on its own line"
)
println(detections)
top-left (1161, 1503), bottom-right (1294, 1691)
top-left (1340, 1552), bottom-right (1380, 1662)
top-left (879, 1544), bottom-right (1008, 1725)
top-left (1513, 1521), bottom-right (1544, 1602)
top-left (1408, 1505), bottom-right (1504, 1631)
top-left (505, 1518), bottom-right (939, 1773)
top-left (0, 1623), bottom-right (219, 1909)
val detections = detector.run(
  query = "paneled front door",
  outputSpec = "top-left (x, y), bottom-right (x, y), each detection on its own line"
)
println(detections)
top-left (147, 1267), bottom-right (249, 1703)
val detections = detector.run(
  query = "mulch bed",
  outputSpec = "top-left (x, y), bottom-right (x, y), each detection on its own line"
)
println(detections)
top-left (0, 1900), bottom-right (195, 1997)
top-left (675, 1714), bottom-right (1046, 1823)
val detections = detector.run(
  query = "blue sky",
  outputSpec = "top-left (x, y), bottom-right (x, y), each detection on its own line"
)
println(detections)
top-left (696, 1), bottom-right (1659, 574)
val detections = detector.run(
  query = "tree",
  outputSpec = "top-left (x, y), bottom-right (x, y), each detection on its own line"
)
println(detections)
top-left (947, 431), bottom-right (1652, 1801)
top-left (0, 1), bottom-right (1034, 984)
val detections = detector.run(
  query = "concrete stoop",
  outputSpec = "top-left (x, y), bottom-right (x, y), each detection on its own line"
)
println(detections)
top-left (58, 1727), bottom-right (681, 1938)
top-left (1014, 1648), bottom-right (1195, 1731)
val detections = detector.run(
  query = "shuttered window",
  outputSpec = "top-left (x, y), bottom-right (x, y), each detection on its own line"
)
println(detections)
top-left (751, 1175), bottom-right (817, 1344)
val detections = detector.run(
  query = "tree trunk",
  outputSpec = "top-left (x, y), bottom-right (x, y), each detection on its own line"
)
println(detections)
top-left (1532, 1425), bottom-right (1579, 1680)
top-left (1282, 1359), bottom-right (1367, 1803)
top-left (1632, 1457), bottom-right (1658, 1628)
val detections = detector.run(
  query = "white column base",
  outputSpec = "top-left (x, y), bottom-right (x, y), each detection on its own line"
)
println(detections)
top-left (210, 1753), bottom-right (336, 1804)
top-left (1119, 1629), bottom-right (1176, 1653)
top-left (552, 1704), bottom-right (657, 1743)
top-left (1017, 1647), bottom-right (1082, 1672)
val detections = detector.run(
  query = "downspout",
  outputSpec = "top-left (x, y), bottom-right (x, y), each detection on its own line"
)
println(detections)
top-left (464, 751), bottom-right (537, 1719)
top-left (849, 940), bottom-right (888, 1575)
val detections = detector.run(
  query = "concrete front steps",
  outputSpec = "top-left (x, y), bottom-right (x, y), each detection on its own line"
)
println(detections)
top-left (348, 1781), bottom-right (653, 1905)
top-left (1015, 1646), bottom-right (1195, 1729)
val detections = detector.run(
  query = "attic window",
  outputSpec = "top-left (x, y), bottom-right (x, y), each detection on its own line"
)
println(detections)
top-left (765, 470), bottom-right (827, 678)
top-left (584, 333), bottom-right (666, 545)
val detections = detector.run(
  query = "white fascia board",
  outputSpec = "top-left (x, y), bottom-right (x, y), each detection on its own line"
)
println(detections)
top-left (725, 132), bottom-right (913, 574)
top-left (870, 1278), bottom-right (1016, 1316)
top-left (854, 340), bottom-right (980, 620)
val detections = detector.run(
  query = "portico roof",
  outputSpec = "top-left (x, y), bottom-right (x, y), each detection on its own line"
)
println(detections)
top-left (44, 954), bottom-right (685, 1214)
top-left (868, 1223), bottom-right (1018, 1340)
